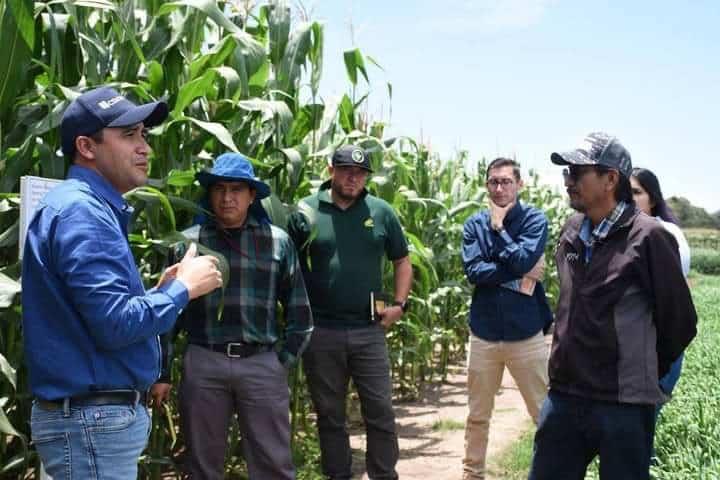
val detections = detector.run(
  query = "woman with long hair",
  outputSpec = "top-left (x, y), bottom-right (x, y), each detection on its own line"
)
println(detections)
top-left (630, 167), bottom-right (691, 409)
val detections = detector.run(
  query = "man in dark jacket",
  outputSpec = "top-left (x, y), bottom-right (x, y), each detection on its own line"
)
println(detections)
top-left (528, 132), bottom-right (697, 480)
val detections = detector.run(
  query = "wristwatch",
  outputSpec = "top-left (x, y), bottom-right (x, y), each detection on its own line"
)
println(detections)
top-left (393, 300), bottom-right (409, 313)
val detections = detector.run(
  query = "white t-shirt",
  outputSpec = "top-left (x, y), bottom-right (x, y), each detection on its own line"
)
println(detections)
top-left (658, 217), bottom-right (691, 277)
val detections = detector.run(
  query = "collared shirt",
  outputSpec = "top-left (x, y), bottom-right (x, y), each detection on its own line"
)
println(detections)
top-left (22, 165), bottom-right (189, 401)
top-left (462, 201), bottom-right (553, 341)
top-left (161, 216), bottom-right (313, 376)
top-left (578, 201), bottom-right (628, 263)
top-left (550, 206), bottom-right (697, 403)
top-left (287, 181), bottom-right (409, 328)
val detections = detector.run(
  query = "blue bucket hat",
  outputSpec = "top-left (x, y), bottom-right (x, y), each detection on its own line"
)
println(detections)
top-left (194, 153), bottom-right (272, 225)
top-left (61, 86), bottom-right (168, 157)
top-left (196, 153), bottom-right (271, 199)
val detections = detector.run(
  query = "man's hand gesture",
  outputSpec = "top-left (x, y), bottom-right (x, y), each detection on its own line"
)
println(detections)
top-left (489, 198), bottom-right (514, 232)
top-left (174, 243), bottom-right (223, 299)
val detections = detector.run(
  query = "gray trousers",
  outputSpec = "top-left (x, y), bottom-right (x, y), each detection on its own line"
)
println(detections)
top-left (303, 325), bottom-right (399, 480)
top-left (179, 344), bottom-right (294, 479)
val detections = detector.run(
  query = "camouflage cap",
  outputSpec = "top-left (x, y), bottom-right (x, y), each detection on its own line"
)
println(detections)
top-left (331, 145), bottom-right (372, 172)
top-left (551, 132), bottom-right (632, 178)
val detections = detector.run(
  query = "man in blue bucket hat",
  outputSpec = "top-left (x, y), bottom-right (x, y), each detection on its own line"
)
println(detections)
top-left (151, 152), bottom-right (313, 479)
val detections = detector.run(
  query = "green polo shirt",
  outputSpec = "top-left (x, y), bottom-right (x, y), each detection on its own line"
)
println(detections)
top-left (287, 181), bottom-right (409, 328)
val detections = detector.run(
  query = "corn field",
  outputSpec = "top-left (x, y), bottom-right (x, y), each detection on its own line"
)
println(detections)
top-left (0, 1), bottom-right (569, 478)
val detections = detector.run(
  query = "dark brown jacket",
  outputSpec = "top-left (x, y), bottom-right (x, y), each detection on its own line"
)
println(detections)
top-left (549, 207), bottom-right (697, 405)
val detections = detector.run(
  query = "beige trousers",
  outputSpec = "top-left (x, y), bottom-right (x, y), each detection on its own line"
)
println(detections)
top-left (463, 331), bottom-right (549, 479)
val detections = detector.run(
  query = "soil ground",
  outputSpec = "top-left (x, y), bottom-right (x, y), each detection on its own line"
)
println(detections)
top-left (348, 364), bottom-right (535, 480)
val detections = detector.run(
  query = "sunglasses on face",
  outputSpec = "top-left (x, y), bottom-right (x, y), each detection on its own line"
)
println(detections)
top-left (562, 165), bottom-right (613, 181)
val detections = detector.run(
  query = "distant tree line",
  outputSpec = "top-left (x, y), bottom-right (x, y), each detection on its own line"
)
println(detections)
top-left (667, 196), bottom-right (720, 229)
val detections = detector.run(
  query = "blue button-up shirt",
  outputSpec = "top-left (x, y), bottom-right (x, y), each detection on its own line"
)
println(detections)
top-left (462, 201), bottom-right (553, 341)
top-left (22, 166), bottom-right (189, 400)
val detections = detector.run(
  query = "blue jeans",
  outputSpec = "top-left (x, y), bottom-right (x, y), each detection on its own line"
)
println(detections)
top-left (528, 390), bottom-right (655, 480)
top-left (31, 401), bottom-right (150, 479)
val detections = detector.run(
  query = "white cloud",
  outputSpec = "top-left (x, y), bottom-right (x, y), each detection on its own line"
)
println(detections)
top-left (417, 0), bottom-right (558, 35)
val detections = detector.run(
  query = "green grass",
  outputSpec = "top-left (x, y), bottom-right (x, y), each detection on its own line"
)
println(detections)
top-left (691, 248), bottom-right (720, 275)
top-left (488, 428), bottom-right (535, 480)
top-left (684, 228), bottom-right (720, 250)
top-left (651, 274), bottom-right (720, 478)
top-left (492, 274), bottom-right (720, 479)
top-left (431, 418), bottom-right (465, 432)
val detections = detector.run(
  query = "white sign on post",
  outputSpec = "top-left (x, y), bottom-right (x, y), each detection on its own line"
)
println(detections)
top-left (19, 176), bottom-right (63, 259)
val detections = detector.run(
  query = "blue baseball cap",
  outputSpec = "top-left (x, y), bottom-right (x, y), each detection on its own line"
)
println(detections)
top-left (195, 153), bottom-right (271, 199)
top-left (60, 86), bottom-right (168, 157)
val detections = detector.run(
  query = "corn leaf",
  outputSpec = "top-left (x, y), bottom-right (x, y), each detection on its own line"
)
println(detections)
top-left (0, 0), bottom-right (33, 119)
top-left (0, 353), bottom-right (17, 390)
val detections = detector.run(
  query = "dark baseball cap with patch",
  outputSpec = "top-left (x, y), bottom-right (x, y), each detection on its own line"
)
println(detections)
top-left (551, 132), bottom-right (632, 178)
top-left (331, 145), bottom-right (372, 172)
top-left (60, 86), bottom-right (168, 157)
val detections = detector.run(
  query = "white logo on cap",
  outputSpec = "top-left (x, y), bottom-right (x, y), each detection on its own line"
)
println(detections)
top-left (351, 149), bottom-right (364, 163)
top-left (98, 96), bottom-right (125, 110)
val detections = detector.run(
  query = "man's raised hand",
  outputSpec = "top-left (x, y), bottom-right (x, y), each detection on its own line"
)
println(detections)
top-left (175, 242), bottom-right (223, 299)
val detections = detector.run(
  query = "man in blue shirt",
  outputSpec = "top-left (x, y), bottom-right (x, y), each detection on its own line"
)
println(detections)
top-left (22, 86), bottom-right (223, 480)
top-left (461, 157), bottom-right (552, 480)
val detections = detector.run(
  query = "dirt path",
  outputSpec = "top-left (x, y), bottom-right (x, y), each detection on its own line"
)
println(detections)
top-left (349, 365), bottom-right (534, 479)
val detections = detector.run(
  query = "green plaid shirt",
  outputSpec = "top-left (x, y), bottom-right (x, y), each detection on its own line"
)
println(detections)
top-left (160, 215), bottom-right (313, 379)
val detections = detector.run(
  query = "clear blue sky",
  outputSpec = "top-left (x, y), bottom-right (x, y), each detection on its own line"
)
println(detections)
top-left (309, 1), bottom-right (720, 212)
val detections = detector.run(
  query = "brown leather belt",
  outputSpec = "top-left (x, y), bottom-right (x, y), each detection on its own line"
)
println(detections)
top-left (37, 390), bottom-right (147, 410)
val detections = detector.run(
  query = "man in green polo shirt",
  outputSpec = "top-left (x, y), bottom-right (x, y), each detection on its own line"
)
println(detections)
top-left (288, 145), bottom-right (413, 480)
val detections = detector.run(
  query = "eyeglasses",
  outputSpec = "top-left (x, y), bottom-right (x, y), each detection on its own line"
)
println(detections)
top-left (562, 165), bottom-right (613, 181)
top-left (486, 178), bottom-right (515, 188)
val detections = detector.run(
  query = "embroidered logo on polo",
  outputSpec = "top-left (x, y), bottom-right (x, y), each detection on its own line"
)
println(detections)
top-left (364, 218), bottom-right (374, 228)
top-left (565, 252), bottom-right (579, 263)
top-left (98, 96), bottom-right (125, 109)
top-left (351, 149), bottom-right (365, 163)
